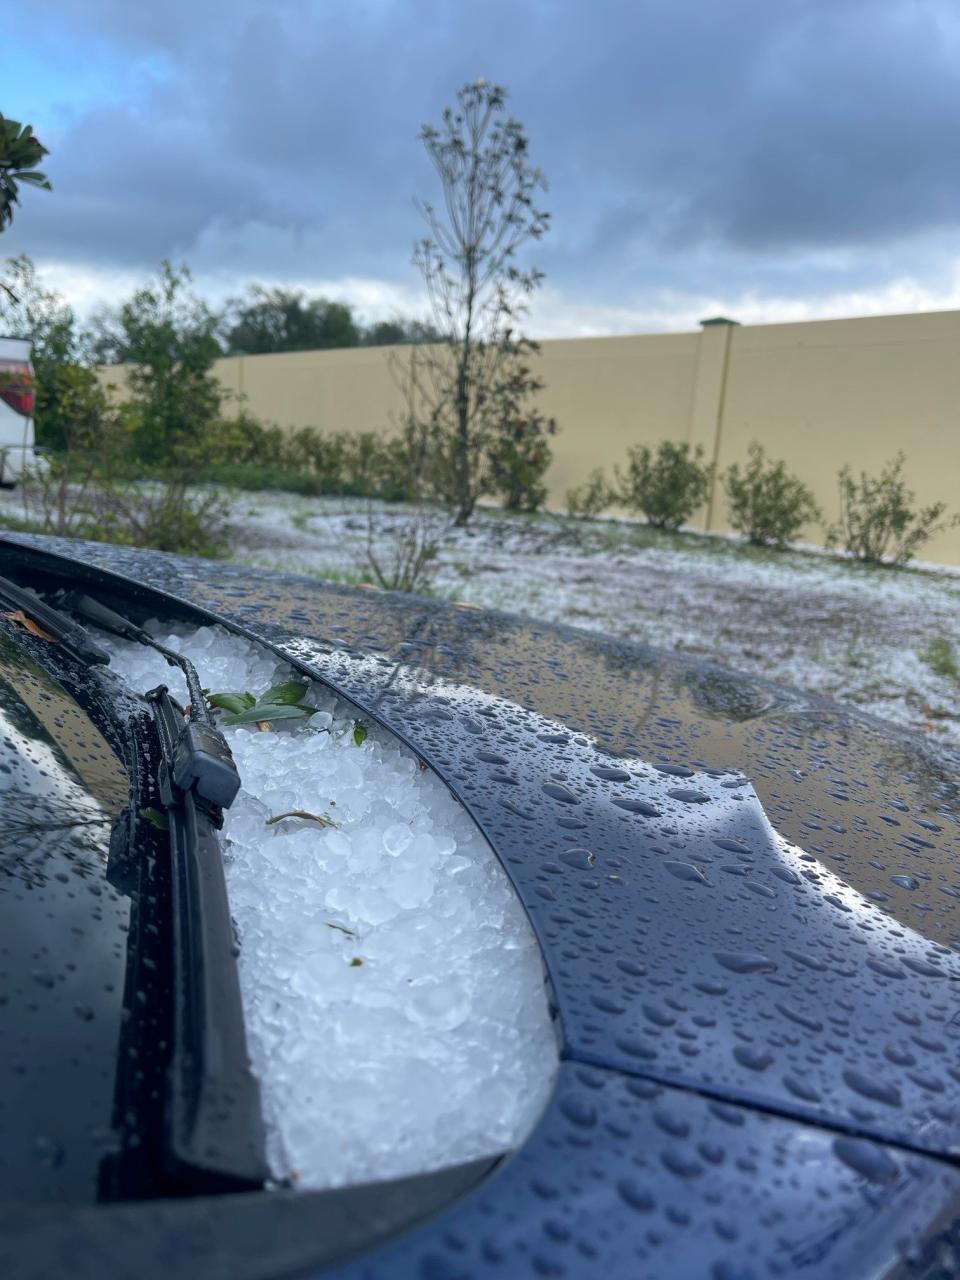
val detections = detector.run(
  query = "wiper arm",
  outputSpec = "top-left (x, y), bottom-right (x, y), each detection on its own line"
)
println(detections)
top-left (63, 591), bottom-right (209, 717)
top-left (150, 686), bottom-right (269, 1193)
top-left (62, 591), bottom-right (240, 810)
top-left (0, 573), bottom-right (110, 666)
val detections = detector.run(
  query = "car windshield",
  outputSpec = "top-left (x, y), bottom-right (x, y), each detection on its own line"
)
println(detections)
top-left (0, 626), bottom-right (136, 1203)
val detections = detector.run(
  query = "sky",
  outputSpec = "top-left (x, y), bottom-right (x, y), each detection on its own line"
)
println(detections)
top-left (3, 0), bottom-right (960, 337)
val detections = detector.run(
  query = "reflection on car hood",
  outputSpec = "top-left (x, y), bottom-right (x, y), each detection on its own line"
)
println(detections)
top-left (0, 622), bottom-right (131, 1202)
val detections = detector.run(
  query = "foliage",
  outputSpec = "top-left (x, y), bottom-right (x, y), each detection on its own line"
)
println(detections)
top-left (406, 80), bottom-right (554, 524)
top-left (616, 440), bottom-right (713, 530)
top-left (4, 256), bottom-right (234, 556)
top-left (76, 261), bottom-right (237, 555)
top-left (825, 453), bottom-right (958, 566)
top-left (34, 361), bottom-right (113, 455)
top-left (90, 287), bottom-right (443, 363)
top-left (392, 341), bottom-right (556, 517)
top-left (208, 680), bottom-right (316, 726)
top-left (487, 428), bottom-right (553, 512)
top-left (362, 317), bottom-right (443, 346)
top-left (17, 454), bottom-right (102, 539)
top-left (723, 443), bottom-right (820, 548)
top-left (15, 437), bottom-right (232, 555)
top-left (225, 286), bottom-right (360, 354)
top-left (203, 461), bottom-right (327, 497)
top-left (566, 468), bottom-right (613, 519)
top-left (0, 256), bottom-right (73, 366)
top-left (118, 261), bottom-right (225, 471)
top-left (80, 305), bottom-right (130, 365)
top-left (0, 116), bottom-right (50, 235)
top-left (482, 351), bottom-right (557, 511)
top-left (79, 480), bottom-right (233, 557)
top-left (207, 418), bottom-right (422, 503)
top-left (16, 388), bottom-right (123, 539)
top-left (362, 508), bottom-right (444, 593)
top-left (0, 257), bottom-right (129, 541)
top-left (0, 255), bottom-right (109, 452)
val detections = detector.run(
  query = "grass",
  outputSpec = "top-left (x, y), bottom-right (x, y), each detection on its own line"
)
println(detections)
top-left (203, 463), bottom-right (418, 505)
top-left (0, 510), bottom-right (47, 535)
top-left (921, 635), bottom-right (960, 684)
top-left (204, 463), bottom-right (331, 496)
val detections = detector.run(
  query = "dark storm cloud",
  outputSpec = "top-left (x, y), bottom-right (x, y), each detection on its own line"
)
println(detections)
top-left (5, 0), bottom-right (960, 307)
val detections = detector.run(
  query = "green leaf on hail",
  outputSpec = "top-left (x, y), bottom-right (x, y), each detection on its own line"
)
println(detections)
top-left (222, 703), bottom-right (316, 725)
top-left (261, 680), bottom-right (310, 706)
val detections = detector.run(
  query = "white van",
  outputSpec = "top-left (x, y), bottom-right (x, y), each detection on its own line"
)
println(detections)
top-left (0, 335), bottom-right (42, 485)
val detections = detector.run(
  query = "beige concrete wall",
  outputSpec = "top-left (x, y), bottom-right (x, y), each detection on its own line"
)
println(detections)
top-left (202, 335), bottom-right (704, 501)
top-left (712, 311), bottom-right (960, 563)
top-left (225, 346), bottom-right (403, 433)
top-left (528, 333), bottom-right (701, 498)
top-left (98, 306), bottom-right (960, 564)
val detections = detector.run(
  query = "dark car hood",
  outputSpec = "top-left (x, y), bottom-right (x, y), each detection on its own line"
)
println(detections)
top-left (3, 531), bottom-right (960, 1280)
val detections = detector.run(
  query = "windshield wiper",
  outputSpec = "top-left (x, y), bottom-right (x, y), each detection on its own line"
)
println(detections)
top-left (50, 591), bottom-right (266, 1190)
top-left (0, 574), bottom-right (110, 666)
top-left (62, 592), bottom-right (241, 810)
top-left (149, 686), bottom-right (269, 1192)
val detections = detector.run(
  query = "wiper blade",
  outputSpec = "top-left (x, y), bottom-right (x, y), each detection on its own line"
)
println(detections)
top-left (150, 686), bottom-right (269, 1193)
top-left (0, 573), bottom-right (110, 666)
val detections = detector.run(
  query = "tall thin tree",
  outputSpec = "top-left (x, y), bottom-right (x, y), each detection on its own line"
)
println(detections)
top-left (410, 80), bottom-right (552, 525)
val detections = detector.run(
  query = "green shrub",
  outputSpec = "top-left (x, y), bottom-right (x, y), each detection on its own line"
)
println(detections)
top-left (341, 431), bottom-right (387, 497)
top-left (825, 453), bottom-right (958, 566)
top-left (205, 423), bottom-right (422, 503)
top-left (487, 430), bottom-right (553, 513)
top-left (216, 412), bottom-right (287, 468)
top-left (615, 440), bottom-right (712, 530)
top-left (118, 262), bottom-right (224, 473)
top-left (723, 443), bottom-right (820, 548)
top-left (286, 426), bottom-right (348, 489)
top-left (85, 481), bottom-right (232, 557)
top-left (374, 433), bottom-right (421, 503)
top-left (921, 635), bottom-right (960, 684)
top-left (203, 462), bottom-right (326, 496)
top-left (566, 468), bottom-right (612, 519)
top-left (211, 400), bottom-right (553, 512)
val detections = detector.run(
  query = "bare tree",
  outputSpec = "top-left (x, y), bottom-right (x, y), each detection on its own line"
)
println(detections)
top-left (409, 80), bottom-right (553, 525)
top-left (360, 505), bottom-right (445, 594)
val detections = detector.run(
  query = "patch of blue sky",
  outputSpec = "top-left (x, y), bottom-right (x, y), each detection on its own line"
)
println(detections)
top-left (2, 25), bottom-right (174, 136)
